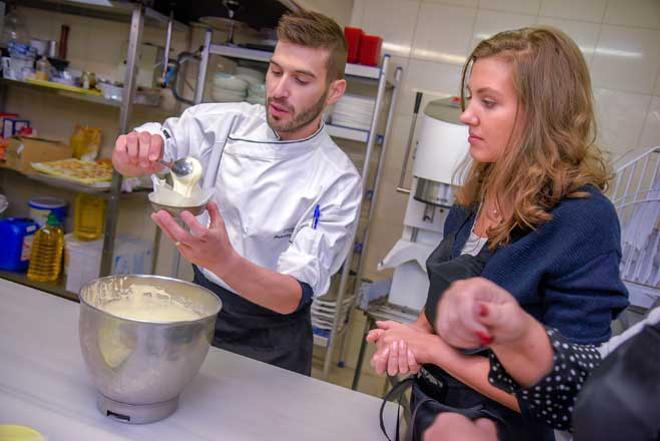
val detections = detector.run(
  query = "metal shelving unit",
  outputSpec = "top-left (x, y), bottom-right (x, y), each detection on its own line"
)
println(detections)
top-left (196, 35), bottom-right (403, 378)
top-left (0, 1), bottom-right (187, 294)
top-left (0, 78), bottom-right (178, 116)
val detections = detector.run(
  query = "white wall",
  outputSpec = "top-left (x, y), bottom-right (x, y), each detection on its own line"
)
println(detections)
top-left (355, 0), bottom-right (660, 280)
top-left (296, 0), bottom-right (354, 25)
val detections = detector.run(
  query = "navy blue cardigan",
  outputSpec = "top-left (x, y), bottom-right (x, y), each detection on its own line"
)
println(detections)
top-left (443, 186), bottom-right (629, 345)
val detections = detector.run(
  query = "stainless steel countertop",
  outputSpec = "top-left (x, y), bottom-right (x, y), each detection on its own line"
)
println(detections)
top-left (0, 278), bottom-right (397, 440)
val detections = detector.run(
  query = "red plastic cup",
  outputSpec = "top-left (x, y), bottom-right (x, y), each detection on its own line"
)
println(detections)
top-left (359, 34), bottom-right (382, 66)
top-left (344, 27), bottom-right (363, 64)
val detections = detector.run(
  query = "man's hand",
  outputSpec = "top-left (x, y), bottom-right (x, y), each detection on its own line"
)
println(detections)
top-left (112, 131), bottom-right (164, 177)
top-left (151, 201), bottom-right (238, 275)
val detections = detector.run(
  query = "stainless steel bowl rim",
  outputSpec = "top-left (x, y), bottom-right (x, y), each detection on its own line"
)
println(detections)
top-left (79, 274), bottom-right (222, 324)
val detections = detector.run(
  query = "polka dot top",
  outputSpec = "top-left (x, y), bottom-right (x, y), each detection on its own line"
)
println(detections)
top-left (487, 328), bottom-right (602, 432)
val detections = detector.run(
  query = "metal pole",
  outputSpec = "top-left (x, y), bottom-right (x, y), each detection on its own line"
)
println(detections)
top-left (194, 28), bottom-right (212, 104)
top-left (100, 4), bottom-right (144, 276)
top-left (322, 56), bottom-right (392, 378)
top-left (351, 316), bottom-right (374, 390)
top-left (160, 11), bottom-right (174, 85)
top-left (396, 91), bottom-right (424, 194)
top-left (337, 66), bottom-right (403, 366)
top-left (169, 27), bottom-right (212, 277)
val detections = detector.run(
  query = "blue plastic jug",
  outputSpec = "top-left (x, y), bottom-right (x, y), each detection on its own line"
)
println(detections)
top-left (0, 217), bottom-right (38, 271)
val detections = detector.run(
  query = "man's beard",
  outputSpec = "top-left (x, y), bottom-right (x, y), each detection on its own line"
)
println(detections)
top-left (266, 90), bottom-right (328, 135)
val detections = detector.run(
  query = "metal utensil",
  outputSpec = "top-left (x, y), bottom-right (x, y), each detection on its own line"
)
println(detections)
top-left (159, 157), bottom-right (194, 177)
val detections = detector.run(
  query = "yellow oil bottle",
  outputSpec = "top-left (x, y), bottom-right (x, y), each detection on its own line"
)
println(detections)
top-left (27, 213), bottom-right (64, 283)
top-left (74, 193), bottom-right (106, 240)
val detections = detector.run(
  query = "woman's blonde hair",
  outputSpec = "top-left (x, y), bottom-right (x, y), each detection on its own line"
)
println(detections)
top-left (456, 26), bottom-right (610, 248)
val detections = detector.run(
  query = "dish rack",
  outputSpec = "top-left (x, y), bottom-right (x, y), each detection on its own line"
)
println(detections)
top-left (311, 285), bottom-right (356, 349)
top-left (610, 145), bottom-right (660, 309)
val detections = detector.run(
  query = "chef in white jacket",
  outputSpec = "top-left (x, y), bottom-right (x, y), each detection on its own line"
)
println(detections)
top-left (111, 10), bottom-right (362, 375)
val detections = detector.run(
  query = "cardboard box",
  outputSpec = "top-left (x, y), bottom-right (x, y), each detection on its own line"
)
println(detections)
top-left (2, 136), bottom-right (72, 174)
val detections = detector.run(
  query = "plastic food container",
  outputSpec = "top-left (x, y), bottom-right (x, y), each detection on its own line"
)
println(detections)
top-left (28, 196), bottom-right (68, 228)
top-left (97, 81), bottom-right (123, 101)
top-left (358, 34), bottom-right (382, 66)
top-left (344, 27), bottom-right (363, 64)
top-left (0, 217), bottom-right (38, 271)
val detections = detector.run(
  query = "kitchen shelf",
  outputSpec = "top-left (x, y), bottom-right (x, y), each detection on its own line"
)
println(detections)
top-left (0, 166), bottom-right (149, 198)
top-left (3, 76), bottom-right (379, 144)
top-left (20, 0), bottom-right (188, 31)
top-left (0, 78), bottom-right (177, 117)
top-left (326, 124), bottom-right (374, 144)
top-left (208, 44), bottom-right (384, 80)
top-left (0, 269), bottom-right (77, 302)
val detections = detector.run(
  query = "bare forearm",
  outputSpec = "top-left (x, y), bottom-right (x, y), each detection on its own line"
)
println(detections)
top-left (490, 314), bottom-right (554, 388)
top-left (424, 338), bottom-right (520, 412)
top-left (209, 252), bottom-right (302, 314)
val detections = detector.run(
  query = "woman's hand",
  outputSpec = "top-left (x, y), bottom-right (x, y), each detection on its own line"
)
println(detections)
top-left (435, 277), bottom-right (530, 349)
top-left (367, 321), bottom-right (439, 376)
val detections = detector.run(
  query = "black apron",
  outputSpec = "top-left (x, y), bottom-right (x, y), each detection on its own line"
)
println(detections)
top-left (193, 266), bottom-right (313, 376)
top-left (380, 213), bottom-right (555, 441)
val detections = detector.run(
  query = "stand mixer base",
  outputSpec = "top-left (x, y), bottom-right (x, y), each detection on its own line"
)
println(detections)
top-left (97, 393), bottom-right (179, 424)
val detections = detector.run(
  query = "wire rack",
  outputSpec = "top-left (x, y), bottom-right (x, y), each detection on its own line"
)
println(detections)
top-left (610, 146), bottom-right (660, 308)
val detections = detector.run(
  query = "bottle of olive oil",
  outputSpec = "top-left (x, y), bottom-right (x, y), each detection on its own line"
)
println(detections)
top-left (74, 193), bottom-right (106, 240)
top-left (27, 213), bottom-right (64, 282)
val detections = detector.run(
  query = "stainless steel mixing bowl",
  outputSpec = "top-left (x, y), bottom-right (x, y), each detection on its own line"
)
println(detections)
top-left (78, 275), bottom-right (221, 423)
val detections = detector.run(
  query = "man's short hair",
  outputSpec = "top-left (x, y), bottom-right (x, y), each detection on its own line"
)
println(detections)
top-left (276, 9), bottom-right (348, 82)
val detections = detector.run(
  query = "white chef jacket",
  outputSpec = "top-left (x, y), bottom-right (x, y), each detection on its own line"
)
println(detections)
top-left (136, 102), bottom-right (362, 297)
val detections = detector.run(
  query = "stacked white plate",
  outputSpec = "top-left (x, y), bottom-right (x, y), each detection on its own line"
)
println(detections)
top-left (211, 73), bottom-right (247, 102)
top-left (246, 83), bottom-right (265, 105)
top-left (234, 66), bottom-right (265, 87)
top-left (331, 94), bottom-right (375, 130)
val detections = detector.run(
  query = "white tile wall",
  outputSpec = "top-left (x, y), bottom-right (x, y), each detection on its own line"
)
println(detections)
top-left (594, 88), bottom-right (651, 157)
top-left (591, 26), bottom-right (660, 95)
top-left (639, 97), bottom-right (660, 148)
top-left (352, 0), bottom-right (660, 278)
top-left (471, 10), bottom-right (536, 50)
top-left (397, 58), bottom-right (462, 115)
top-left (535, 17), bottom-right (601, 65)
top-left (603, 0), bottom-right (660, 30)
top-left (361, 0), bottom-right (419, 57)
top-left (410, 4), bottom-right (476, 64)
top-left (479, 0), bottom-right (541, 15)
top-left (426, 0), bottom-right (479, 6)
top-left (539, 0), bottom-right (607, 22)
top-left (349, 0), bottom-right (366, 27)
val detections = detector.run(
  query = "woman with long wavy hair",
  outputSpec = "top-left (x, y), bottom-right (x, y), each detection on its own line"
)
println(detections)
top-left (368, 27), bottom-right (629, 441)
